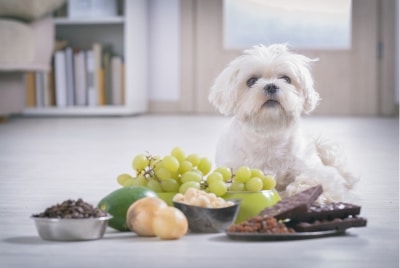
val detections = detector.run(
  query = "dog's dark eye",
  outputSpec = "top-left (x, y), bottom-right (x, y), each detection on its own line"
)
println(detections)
top-left (246, 77), bottom-right (258, 87)
top-left (279, 75), bottom-right (291, 84)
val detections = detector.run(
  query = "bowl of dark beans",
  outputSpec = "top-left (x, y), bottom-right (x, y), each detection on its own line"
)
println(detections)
top-left (31, 198), bottom-right (112, 241)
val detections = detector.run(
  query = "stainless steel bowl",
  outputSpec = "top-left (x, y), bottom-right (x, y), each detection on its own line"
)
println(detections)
top-left (173, 201), bottom-right (240, 233)
top-left (31, 215), bottom-right (112, 241)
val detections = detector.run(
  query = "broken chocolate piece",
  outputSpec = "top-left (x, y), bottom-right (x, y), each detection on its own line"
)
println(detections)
top-left (259, 185), bottom-right (323, 220)
top-left (291, 216), bottom-right (367, 232)
top-left (292, 202), bottom-right (361, 222)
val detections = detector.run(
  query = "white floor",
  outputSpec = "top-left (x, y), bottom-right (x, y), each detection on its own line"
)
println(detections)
top-left (0, 114), bottom-right (398, 268)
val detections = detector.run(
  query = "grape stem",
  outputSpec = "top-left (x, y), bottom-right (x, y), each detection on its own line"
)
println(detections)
top-left (136, 153), bottom-right (160, 180)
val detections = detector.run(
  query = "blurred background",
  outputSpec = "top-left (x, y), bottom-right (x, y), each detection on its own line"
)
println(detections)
top-left (0, 0), bottom-right (398, 118)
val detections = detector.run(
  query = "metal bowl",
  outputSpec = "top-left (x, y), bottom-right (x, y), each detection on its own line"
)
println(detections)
top-left (31, 215), bottom-right (112, 241)
top-left (173, 201), bottom-right (240, 233)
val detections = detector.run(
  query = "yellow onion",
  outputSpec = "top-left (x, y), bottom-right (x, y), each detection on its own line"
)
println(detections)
top-left (152, 206), bottom-right (188, 240)
top-left (126, 197), bottom-right (167, 236)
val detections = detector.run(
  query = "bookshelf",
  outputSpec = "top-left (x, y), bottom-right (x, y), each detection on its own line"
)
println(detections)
top-left (54, 17), bottom-right (125, 25)
top-left (23, 0), bottom-right (148, 116)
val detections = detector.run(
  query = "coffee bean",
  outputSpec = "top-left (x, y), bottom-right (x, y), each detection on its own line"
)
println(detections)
top-left (32, 199), bottom-right (107, 219)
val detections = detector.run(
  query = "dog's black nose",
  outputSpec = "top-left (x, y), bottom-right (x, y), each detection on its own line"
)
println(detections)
top-left (264, 83), bottom-right (278, 94)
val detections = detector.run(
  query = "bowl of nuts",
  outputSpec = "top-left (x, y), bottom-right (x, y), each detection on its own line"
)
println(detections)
top-left (31, 198), bottom-right (112, 241)
top-left (172, 188), bottom-right (240, 233)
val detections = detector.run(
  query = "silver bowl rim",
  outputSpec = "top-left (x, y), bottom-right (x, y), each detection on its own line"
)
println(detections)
top-left (172, 199), bottom-right (240, 211)
top-left (30, 214), bottom-right (113, 222)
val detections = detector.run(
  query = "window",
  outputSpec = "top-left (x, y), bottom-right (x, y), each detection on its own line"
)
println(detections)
top-left (224, 0), bottom-right (352, 49)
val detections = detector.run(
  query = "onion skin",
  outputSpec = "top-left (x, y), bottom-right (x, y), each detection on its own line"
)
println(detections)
top-left (126, 197), bottom-right (168, 236)
top-left (152, 207), bottom-right (188, 240)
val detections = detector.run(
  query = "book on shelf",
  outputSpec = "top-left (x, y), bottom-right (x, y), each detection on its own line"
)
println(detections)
top-left (35, 72), bottom-right (46, 107)
top-left (74, 50), bottom-right (87, 106)
top-left (93, 42), bottom-right (114, 106)
top-left (25, 72), bottom-right (36, 107)
top-left (54, 50), bottom-right (67, 107)
top-left (103, 48), bottom-right (112, 105)
top-left (48, 68), bottom-right (56, 106)
top-left (98, 68), bottom-right (106, 105)
top-left (111, 56), bottom-right (124, 105)
top-left (24, 42), bottom-right (125, 109)
top-left (86, 50), bottom-right (96, 106)
top-left (121, 62), bottom-right (125, 104)
top-left (93, 43), bottom-right (102, 106)
top-left (25, 71), bottom-right (55, 108)
top-left (65, 47), bottom-right (75, 106)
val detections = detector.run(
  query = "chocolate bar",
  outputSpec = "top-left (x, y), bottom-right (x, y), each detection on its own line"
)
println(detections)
top-left (258, 185), bottom-right (368, 233)
top-left (259, 185), bottom-right (323, 220)
top-left (291, 202), bottom-right (361, 222)
top-left (291, 216), bottom-right (367, 232)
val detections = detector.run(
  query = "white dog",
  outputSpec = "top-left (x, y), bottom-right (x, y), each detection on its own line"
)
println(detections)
top-left (209, 44), bottom-right (358, 204)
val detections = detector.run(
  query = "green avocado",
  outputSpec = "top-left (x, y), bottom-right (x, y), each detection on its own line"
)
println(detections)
top-left (97, 186), bottom-right (157, 231)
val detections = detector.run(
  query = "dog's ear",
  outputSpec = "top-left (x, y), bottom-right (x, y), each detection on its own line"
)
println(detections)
top-left (303, 84), bottom-right (320, 113)
top-left (302, 74), bottom-right (320, 113)
top-left (296, 55), bottom-right (320, 114)
top-left (208, 62), bottom-right (241, 115)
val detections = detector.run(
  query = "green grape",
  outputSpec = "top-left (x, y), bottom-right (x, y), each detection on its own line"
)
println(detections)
top-left (132, 154), bottom-right (149, 171)
top-left (197, 157), bottom-right (212, 175)
top-left (170, 170), bottom-right (180, 180)
top-left (214, 167), bottom-right (232, 182)
top-left (179, 181), bottom-right (200, 194)
top-left (245, 177), bottom-right (263, 191)
top-left (208, 180), bottom-right (227, 197)
top-left (250, 168), bottom-right (264, 179)
top-left (171, 146), bottom-right (185, 162)
top-left (132, 175), bottom-right (147, 186)
top-left (117, 173), bottom-right (134, 186)
top-left (123, 180), bottom-right (135, 187)
top-left (262, 175), bottom-right (276, 190)
top-left (229, 181), bottom-right (245, 191)
top-left (150, 155), bottom-right (162, 166)
top-left (147, 179), bottom-right (163, 192)
top-left (206, 172), bottom-right (224, 185)
top-left (234, 166), bottom-right (251, 183)
top-left (161, 178), bottom-right (180, 192)
top-left (162, 155), bottom-right (180, 172)
top-left (178, 160), bottom-right (193, 174)
top-left (186, 154), bottom-right (200, 166)
top-left (181, 171), bottom-right (202, 183)
top-left (191, 168), bottom-right (203, 176)
top-left (155, 166), bottom-right (171, 181)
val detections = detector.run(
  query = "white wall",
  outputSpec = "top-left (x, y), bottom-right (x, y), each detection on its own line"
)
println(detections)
top-left (148, 0), bottom-right (180, 101)
top-left (146, 0), bottom-right (399, 108)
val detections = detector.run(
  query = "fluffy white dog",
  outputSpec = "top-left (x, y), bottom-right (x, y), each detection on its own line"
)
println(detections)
top-left (209, 44), bottom-right (358, 204)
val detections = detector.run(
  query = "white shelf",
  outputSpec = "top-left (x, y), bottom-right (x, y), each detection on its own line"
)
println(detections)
top-left (55, 17), bottom-right (124, 25)
top-left (24, 0), bottom-right (148, 116)
top-left (23, 105), bottom-right (143, 116)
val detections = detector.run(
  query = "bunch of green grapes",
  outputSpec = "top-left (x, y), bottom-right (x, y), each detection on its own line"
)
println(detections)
top-left (117, 147), bottom-right (212, 195)
top-left (117, 147), bottom-right (277, 197)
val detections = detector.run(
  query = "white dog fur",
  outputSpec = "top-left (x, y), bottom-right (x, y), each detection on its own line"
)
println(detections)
top-left (209, 44), bottom-right (359, 204)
